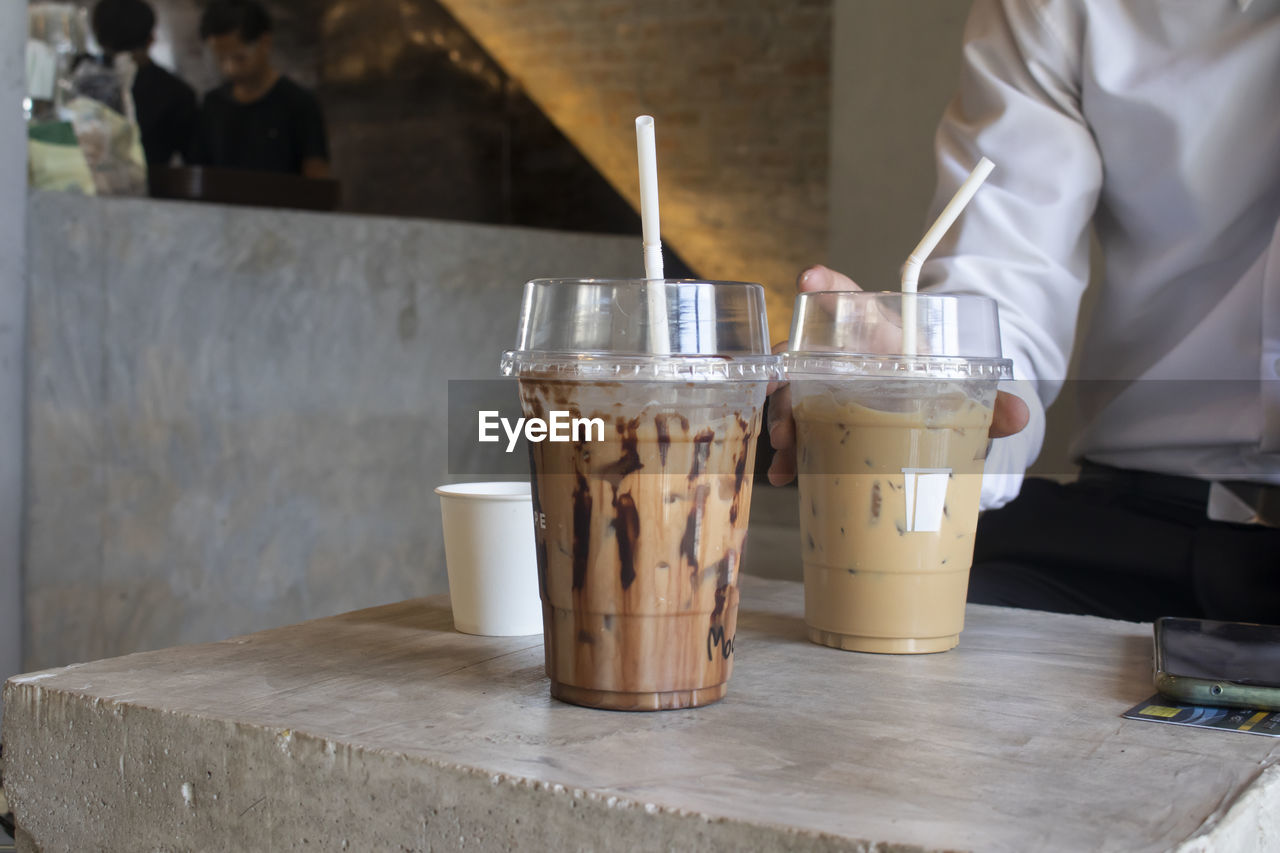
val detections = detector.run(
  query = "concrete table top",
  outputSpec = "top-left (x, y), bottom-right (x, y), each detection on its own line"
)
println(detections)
top-left (4, 576), bottom-right (1278, 852)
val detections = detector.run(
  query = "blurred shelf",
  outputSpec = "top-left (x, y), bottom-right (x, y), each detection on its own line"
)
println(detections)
top-left (148, 166), bottom-right (341, 212)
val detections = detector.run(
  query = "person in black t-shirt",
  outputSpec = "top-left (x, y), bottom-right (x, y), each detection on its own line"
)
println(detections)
top-left (91, 0), bottom-right (198, 166)
top-left (195, 0), bottom-right (330, 178)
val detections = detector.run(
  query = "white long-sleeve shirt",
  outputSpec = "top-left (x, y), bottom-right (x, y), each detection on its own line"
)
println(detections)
top-left (921, 0), bottom-right (1280, 508)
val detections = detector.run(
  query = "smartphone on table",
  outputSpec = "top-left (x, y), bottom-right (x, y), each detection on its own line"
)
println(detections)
top-left (1154, 617), bottom-right (1280, 711)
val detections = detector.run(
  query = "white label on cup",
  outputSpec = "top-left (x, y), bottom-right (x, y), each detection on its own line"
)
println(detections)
top-left (901, 468), bottom-right (951, 533)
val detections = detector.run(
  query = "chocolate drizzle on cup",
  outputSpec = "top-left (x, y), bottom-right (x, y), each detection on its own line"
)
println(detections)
top-left (502, 278), bottom-right (780, 711)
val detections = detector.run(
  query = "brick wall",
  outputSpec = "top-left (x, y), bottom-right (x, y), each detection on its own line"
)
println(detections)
top-left (435, 0), bottom-right (831, 341)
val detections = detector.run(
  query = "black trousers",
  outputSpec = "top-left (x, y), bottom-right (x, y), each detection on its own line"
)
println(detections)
top-left (968, 464), bottom-right (1280, 624)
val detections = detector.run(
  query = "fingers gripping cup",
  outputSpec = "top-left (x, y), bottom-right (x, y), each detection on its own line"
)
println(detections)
top-left (783, 292), bottom-right (1012, 654)
top-left (501, 279), bottom-right (780, 710)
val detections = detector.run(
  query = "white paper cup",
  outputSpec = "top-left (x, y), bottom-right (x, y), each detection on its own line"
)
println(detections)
top-left (435, 482), bottom-right (542, 636)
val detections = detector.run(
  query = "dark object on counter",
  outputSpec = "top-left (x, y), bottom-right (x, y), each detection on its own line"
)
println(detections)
top-left (148, 165), bottom-right (339, 211)
top-left (1154, 616), bottom-right (1280, 711)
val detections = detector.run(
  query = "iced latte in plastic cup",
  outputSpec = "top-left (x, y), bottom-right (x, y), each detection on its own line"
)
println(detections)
top-left (783, 291), bottom-right (1012, 653)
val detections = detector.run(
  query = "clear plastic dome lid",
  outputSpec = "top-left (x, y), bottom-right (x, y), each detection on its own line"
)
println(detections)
top-left (783, 290), bottom-right (1012, 379)
top-left (501, 278), bottom-right (782, 380)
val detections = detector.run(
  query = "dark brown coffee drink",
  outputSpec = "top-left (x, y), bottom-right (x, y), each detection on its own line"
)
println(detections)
top-left (519, 379), bottom-right (762, 710)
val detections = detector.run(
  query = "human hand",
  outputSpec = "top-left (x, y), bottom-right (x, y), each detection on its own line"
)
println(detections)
top-left (765, 265), bottom-right (1030, 487)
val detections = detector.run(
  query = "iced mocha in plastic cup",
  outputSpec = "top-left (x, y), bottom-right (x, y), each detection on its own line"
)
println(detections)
top-left (501, 279), bottom-right (779, 710)
top-left (783, 292), bottom-right (1012, 654)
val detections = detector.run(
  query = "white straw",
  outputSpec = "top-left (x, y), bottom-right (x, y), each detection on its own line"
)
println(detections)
top-left (635, 115), bottom-right (670, 353)
top-left (902, 157), bottom-right (994, 293)
top-left (636, 116), bottom-right (664, 281)
top-left (901, 156), bottom-right (995, 354)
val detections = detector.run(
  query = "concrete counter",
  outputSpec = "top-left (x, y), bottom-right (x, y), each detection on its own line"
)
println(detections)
top-left (4, 576), bottom-right (1277, 851)
top-left (21, 191), bottom-right (641, 675)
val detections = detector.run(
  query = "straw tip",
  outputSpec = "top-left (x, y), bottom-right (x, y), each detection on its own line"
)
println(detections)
top-left (636, 115), bottom-right (654, 129)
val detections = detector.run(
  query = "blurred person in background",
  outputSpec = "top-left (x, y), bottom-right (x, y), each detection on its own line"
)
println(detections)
top-left (195, 0), bottom-right (330, 178)
top-left (91, 0), bottom-right (197, 166)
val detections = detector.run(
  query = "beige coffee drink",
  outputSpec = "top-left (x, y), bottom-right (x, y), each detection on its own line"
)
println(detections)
top-left (502, 278), bottom-right (778, 710)
top-left (783, 290), bottom-right (1012, 654)
top-left (793, 387), bottom-right (994, 653)
top-left (519, 380), bottom-right (762, 710)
